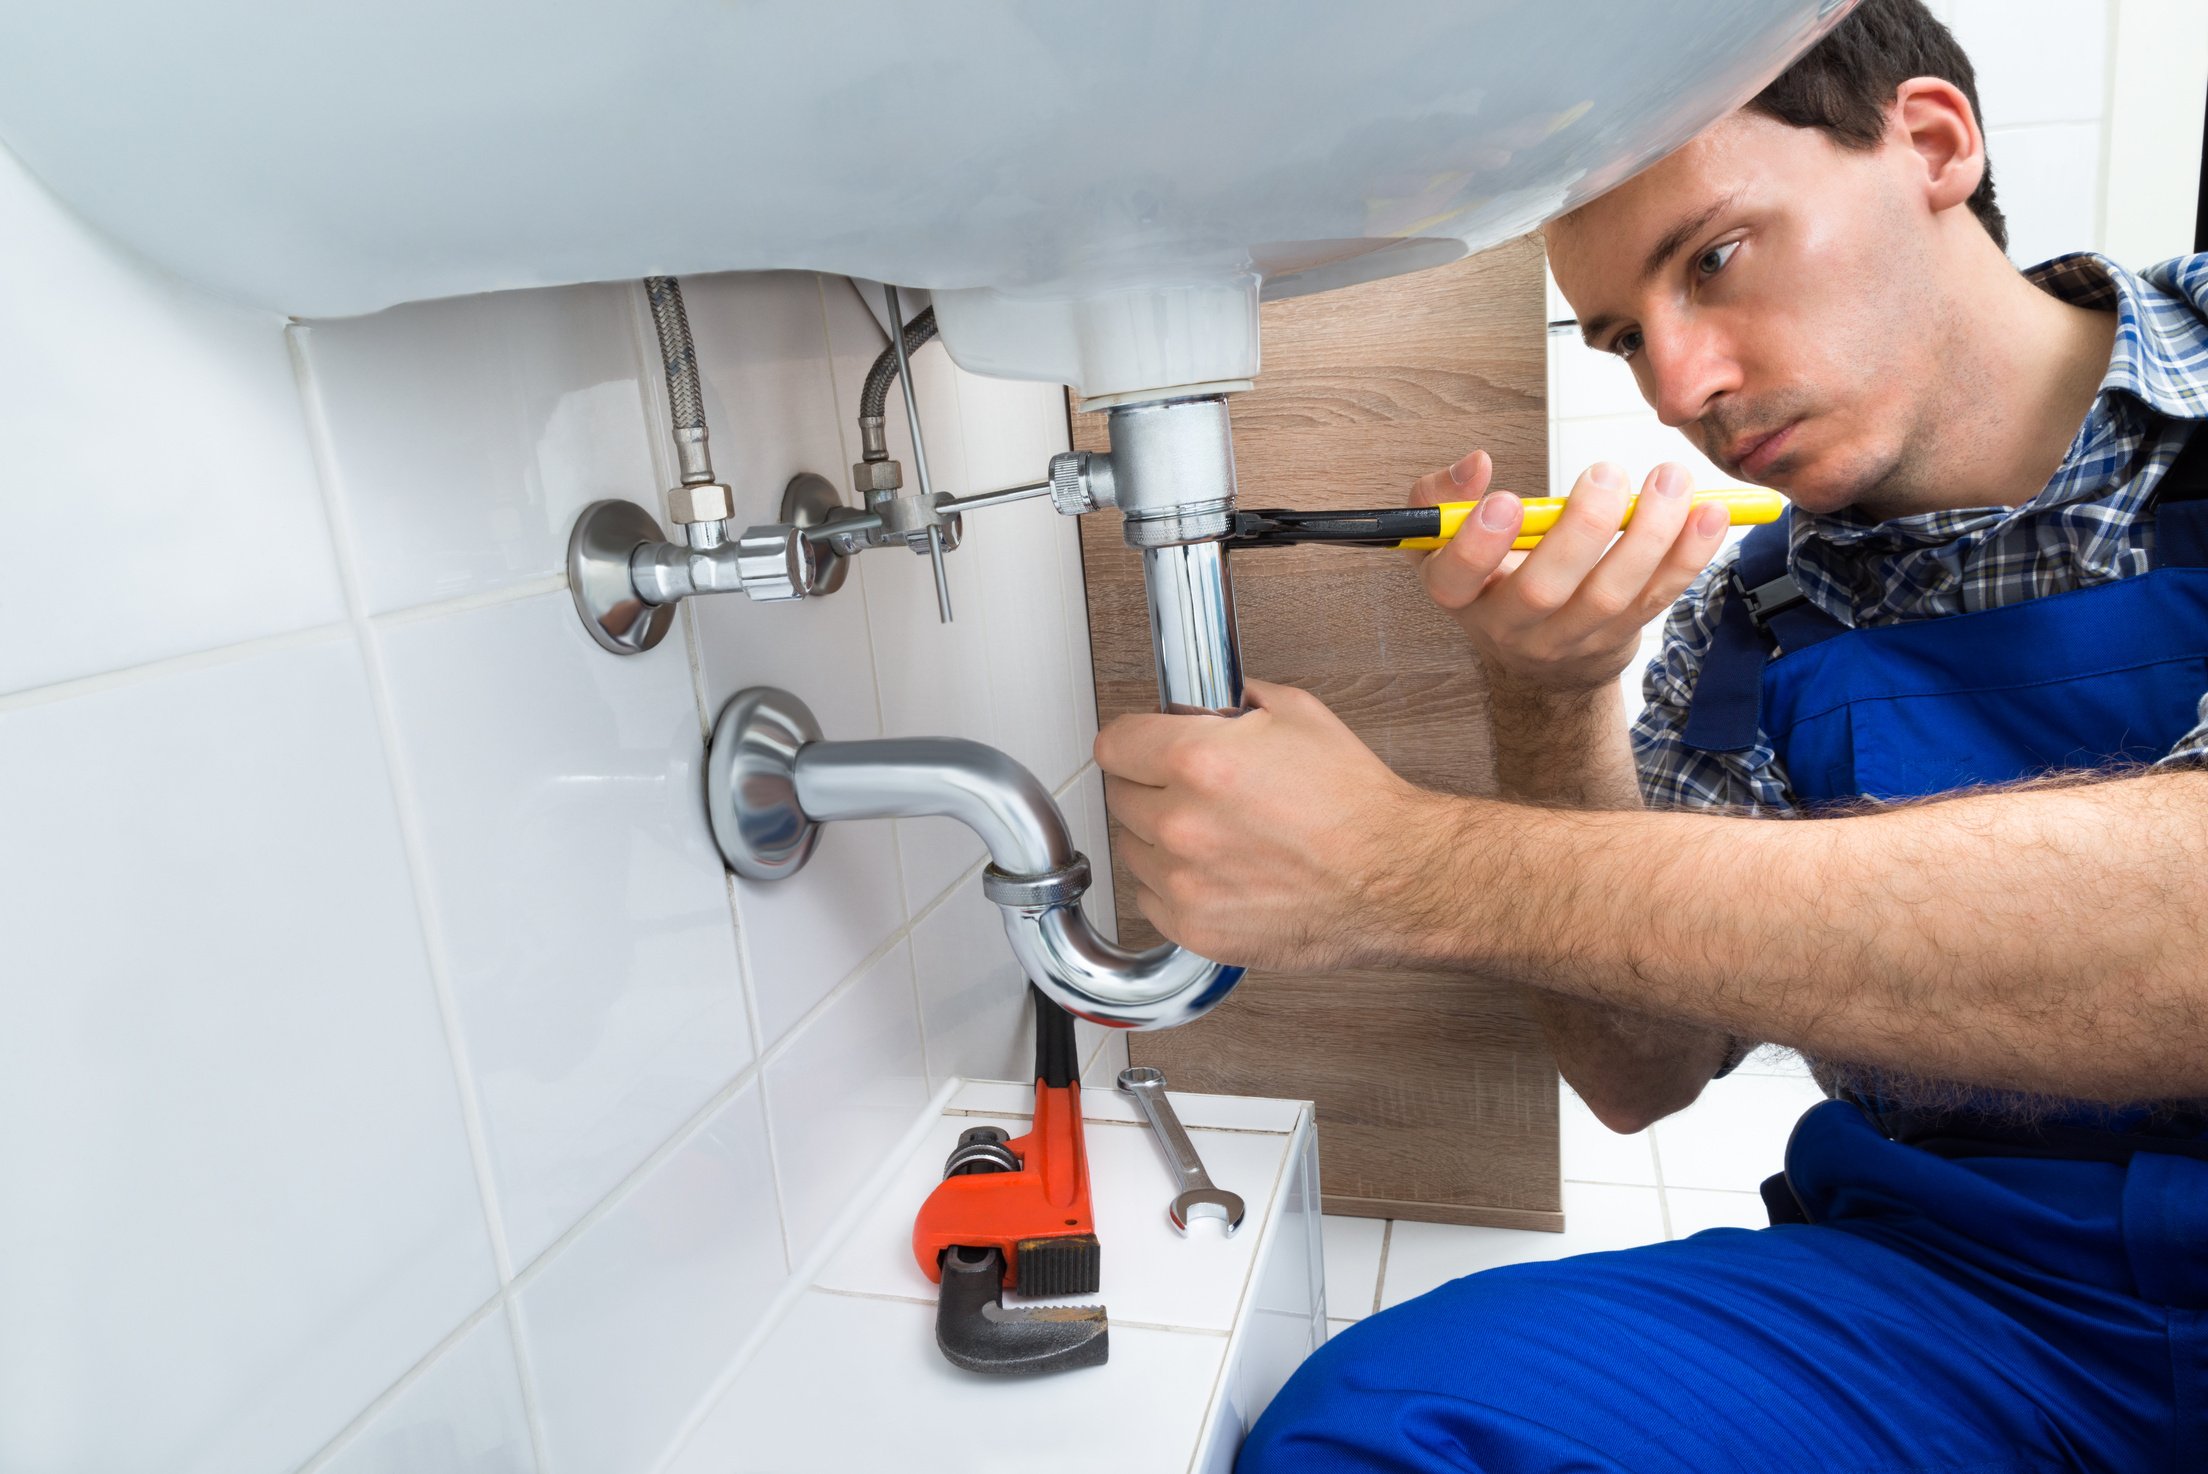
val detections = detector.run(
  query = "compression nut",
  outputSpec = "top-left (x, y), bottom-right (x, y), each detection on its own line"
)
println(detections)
top-left (668, 482), bottom-right (735, 525)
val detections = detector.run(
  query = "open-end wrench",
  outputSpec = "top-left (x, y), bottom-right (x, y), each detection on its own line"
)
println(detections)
top-left (1117, 1066), bottom-right (1246, 1236)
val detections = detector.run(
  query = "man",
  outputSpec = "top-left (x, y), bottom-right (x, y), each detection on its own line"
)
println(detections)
top-left (1094, 2), bottom-right (2208, 1468)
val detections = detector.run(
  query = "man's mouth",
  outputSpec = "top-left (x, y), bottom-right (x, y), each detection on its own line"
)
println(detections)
top-left (1723, 421), bottom-right (1800, 481)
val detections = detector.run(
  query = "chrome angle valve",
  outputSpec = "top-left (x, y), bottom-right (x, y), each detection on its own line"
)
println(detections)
top-left (569, 277), bottom-right (1082, 655)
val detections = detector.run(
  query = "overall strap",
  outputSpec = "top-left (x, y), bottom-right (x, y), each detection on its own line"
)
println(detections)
top-left (2151, 422), bottom-right (2208, 568)
top-left (1680, 511), bottom-right (1847, 753)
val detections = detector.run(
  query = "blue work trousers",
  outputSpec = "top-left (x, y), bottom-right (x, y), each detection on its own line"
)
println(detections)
top-left (1240, 1101), bottom-right (2208, 1473)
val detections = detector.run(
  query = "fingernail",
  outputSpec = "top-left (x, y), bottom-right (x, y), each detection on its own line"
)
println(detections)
top-left (1589, 462), bottom-right (1625, 490)
top-left (1448, 452), bottom-right (1482, 487)
top-left (1694, 502), bottom-right (1728, 537)
top-left (1478, 491), bottom-right (1520, 531)
top-left (1655, 463), bottom-right (1688, 498)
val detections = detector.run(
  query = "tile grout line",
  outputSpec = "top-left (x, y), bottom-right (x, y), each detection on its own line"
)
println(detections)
top-left (283, 323), bottom-right (552, 1474)
top-left (0, 621), bottom-right (352, 713)
top-left (1371, 1219), bottom-right (1394, 1316)
top-left (1181, 1116), bottom-right (1303, 1474)
top-left (1647, 1118), bottom-right (1676, 1242)
top-left (650, 1076), bottom-right (966, 1474)
top-left (810, 272), bottom-right (946, 1098)
top-left (630, 274), bottom-right (803, 1288)
top-left (292, 1289), bottom-right (511, 1473)
top-left (367, 572), bottom-right (569, 628)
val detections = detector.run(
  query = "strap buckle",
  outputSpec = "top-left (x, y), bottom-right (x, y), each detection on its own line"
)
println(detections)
top-left (1729, 567), bottom-right (1806, 628)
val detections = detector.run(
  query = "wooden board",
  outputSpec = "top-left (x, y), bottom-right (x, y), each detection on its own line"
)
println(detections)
top-left (1074, 237), bottom-right (1563, 1229)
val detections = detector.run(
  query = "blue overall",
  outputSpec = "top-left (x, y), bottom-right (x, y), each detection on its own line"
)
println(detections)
top-left (1240, 453), bottom-right (2208, 1473)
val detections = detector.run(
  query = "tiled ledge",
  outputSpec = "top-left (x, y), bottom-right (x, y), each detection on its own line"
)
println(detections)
top-left (661, 1079), bottom-right (1322, 1474)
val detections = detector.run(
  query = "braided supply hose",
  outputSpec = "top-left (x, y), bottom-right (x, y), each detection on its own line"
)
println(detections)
top-left (859, 305), bottom-right (937, 421)
top-left (645, 276), bottom-right (713, 483)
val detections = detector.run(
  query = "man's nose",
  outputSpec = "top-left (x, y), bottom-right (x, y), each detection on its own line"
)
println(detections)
top-left (1643, 326), bottom-right (1740, 430)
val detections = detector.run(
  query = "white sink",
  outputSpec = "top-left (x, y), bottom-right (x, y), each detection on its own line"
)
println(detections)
top-left (0, 0), bottom-right (1848, 395)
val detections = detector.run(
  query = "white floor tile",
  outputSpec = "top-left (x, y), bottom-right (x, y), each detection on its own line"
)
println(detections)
top-left (1651, 1070), bottom-right (1827, 1192)
top-left (1320, 1216), bottom-right (1386, 1319)
top-left (1379, 1184), bottom-right (1667, 1309)
top-left (1559, 1083), bottom-right (1660, 1186)
top-left (664, 1290), bottom-right (1226, 1474)
top-left (1665, 1187), bottom-right (1772, 1240)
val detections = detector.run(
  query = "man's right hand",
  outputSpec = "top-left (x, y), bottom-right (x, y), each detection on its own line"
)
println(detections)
top-left (1406, 451), bottom-right (1732, 697)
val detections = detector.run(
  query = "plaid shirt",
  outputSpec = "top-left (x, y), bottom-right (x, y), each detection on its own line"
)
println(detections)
top-left (1632, 252), bottom-right (2208, 814)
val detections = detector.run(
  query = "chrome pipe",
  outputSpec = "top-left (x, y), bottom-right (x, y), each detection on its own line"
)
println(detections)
top-left (784, 732), bottom-right (1243, 1029)
top-left (794, 737), bottom-right (1073, 876)
top-left (1143, 541), bottom-right (1245, 715)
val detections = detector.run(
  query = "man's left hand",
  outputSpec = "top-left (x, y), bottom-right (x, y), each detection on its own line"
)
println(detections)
top-left (1095, 679), bottom-right (1432, 972)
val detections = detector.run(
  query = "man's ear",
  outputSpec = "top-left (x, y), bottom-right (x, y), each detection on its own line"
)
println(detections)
top-left (1890, 76), bottom-right (1986, 218)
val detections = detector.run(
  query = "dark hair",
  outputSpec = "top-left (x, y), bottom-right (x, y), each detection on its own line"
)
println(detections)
top-left (1747, 0), bottom-right (2007, 250)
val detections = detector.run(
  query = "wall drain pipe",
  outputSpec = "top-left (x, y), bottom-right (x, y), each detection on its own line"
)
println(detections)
top-left (702, 392), bottom-right (1253, 1030)
top-left (706, 686), bottom-right (1244, 1031)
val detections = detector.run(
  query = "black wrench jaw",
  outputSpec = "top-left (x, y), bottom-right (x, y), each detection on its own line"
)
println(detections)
top-left (935, 1245), bottom-right (1109, 1376)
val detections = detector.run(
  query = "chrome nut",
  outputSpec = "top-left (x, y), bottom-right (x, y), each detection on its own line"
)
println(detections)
top-left (851, 458), bottom-right (904, 496)
top-left (733, 524), bottom-right (817, 602)
top-left (1049, 451), bottom-right (1115, 516)
top-left (668, 481), bottom-right (734, 525)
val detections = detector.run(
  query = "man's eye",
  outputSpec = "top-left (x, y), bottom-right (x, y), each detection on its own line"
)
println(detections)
top-left (1612, 329), bottom-right (1644, 361)
top-left (1697, 241), bottom-right (1740, 277)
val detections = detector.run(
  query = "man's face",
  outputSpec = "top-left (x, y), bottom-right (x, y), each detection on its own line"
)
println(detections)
top-left (1545, 111), bottom-right (1947, 515)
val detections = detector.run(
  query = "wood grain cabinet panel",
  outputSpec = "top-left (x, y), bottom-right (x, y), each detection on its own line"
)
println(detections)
top-left (1072, 237), bottom-right (1563, 1228)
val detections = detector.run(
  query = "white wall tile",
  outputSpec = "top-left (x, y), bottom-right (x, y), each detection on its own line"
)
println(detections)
top-left (376, 591), bottom-right (753, 1268)
top-left (1059, 500), bottom-right (1104, 744)
top-left (0, 641), bottom-right (497, 1474)
top-left (908, 880), bottom-right (1035, 1091)
top-left (1949, 0), bottom-right (2109, 130)
top-left (822, 280), bottom-right (1005, 906)
top-left (974, 494), bottom-right (1086, 793)
top-left (297, 282), bottom-right (657, 615)
top-left (1987, 123), bottom-right (2104, 268)
top-left (1650, 1070), bottom-right (1828, 1192)
top-left (314, 1312), bottom-right (535, 1474)
top-left (761, 941), bottom-right (932, 1248)
top-left (1081, 1028), bottom-right (1133, 1090)
top-left (1379, 1184), bottom-right (1667, 1308)
top-left (1319, 1215), bottom-right (1386, 1320)
top-left (0, 144), bottom-right (342, 696)
top-left (1551, 413), bottom-right (1730, 496)
top-left (517, 1082), bottom-right (787, 1474)
top-left (735, 814), bottom-right (909, 1052)
top-left (1559, 1082), bottom-right (1660, 1186)
top-left (2103, 0), bottom-right (2208, 268)
top-left (1665, 1187), bottom-right (1771, 1239)
top-left (1547, 328), bottom-right (1650, 424)
top-left (1073, 766), bottom-right (1119, 943)
top-left (676, 272), bottom-right (849, 524)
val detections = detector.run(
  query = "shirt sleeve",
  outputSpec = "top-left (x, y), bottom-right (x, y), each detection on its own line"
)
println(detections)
top-left (1628, 546), bottom-right (1804, 815)
top-left (2156, 691), bottom-right (2208, 767)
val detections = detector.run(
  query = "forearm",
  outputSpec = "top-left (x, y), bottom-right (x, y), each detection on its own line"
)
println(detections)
top-left (1485, 675), bottom-right (1734, 1125)
top-left (1485, 676), bottom-right (1643, 809)
top-left (1413, 768), bottom-right (2208, 1101)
